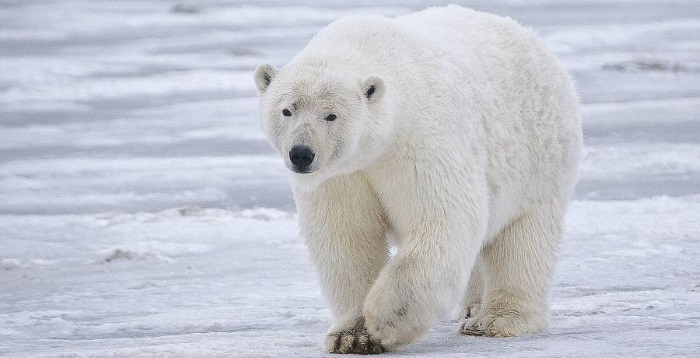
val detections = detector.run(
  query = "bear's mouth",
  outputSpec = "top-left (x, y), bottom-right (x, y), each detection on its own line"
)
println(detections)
top-left (291, 166), bottom-right (315, 174)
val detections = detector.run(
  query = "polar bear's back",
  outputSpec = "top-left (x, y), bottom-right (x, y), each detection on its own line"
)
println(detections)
top-left (394, 5), bottom-right (533, 50)
top-left (302, 6), bottom-right (543, 69)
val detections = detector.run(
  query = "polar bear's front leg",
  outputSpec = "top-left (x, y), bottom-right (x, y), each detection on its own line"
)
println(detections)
top-left (362, 224), bottom-right (484, 350)
top-left (294, 175), bottom-right (390, 354)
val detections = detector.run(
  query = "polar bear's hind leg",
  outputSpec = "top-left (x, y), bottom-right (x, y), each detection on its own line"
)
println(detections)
top-left (460, 200), bottom-right (562, 337)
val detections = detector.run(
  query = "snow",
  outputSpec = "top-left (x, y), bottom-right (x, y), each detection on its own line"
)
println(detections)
top-left (1, 0), bottom-right (699, 356)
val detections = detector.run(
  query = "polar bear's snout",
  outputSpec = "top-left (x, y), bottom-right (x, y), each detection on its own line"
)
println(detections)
top-left (289, 145), bottom-right (316, 173)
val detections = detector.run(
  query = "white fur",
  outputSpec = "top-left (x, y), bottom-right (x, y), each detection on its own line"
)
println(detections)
top-left (255, 5), bottom-right (582, 353)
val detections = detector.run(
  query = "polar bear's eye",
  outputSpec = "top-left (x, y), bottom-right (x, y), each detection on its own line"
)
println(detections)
top-left (324, 114), bottom-right (337, 121)
top-left (282, 109), bottom-right (292, 117)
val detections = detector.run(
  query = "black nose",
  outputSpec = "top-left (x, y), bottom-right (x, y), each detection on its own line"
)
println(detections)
top-left (289, 145), bottom-right (315, 169)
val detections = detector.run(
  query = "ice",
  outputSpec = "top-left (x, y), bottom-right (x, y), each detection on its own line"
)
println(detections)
top-left (1, 0), bottom-right (699, 356)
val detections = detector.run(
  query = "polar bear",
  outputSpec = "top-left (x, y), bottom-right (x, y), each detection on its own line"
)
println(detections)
top-left (254, 5), bottom-right (582, 354)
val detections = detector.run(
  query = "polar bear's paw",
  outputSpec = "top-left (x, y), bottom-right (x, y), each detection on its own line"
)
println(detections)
top-left (459, 309), bottom-right (546, 337)
top-left (324, 327), bottom-right (385, 354)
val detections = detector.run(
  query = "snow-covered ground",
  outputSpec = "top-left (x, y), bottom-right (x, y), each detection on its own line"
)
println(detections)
top-left (1, 0), bottom-right (699, 356)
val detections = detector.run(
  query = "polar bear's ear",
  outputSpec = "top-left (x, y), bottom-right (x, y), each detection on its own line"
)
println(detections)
top-left (362, 76), bottom-right (385, 103)
top-left (254, 64), bottom-right (278, 93)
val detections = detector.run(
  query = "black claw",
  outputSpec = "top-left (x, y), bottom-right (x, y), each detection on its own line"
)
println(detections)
top-left (371, 340), bottom-right (384, 354)
top-left (461, 327), bottom-right (486, 336)
top-left (330, 333), bottom-right (341, 352)
top-left (356, 334), bottom-right (369, 353)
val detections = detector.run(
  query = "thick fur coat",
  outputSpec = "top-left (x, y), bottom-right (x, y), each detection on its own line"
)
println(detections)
top-left (254, 5), bottom-right (582, 354)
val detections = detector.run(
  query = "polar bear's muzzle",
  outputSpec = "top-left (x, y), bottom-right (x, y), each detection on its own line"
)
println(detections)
top-left (289, 145), bottom-right (316, 174)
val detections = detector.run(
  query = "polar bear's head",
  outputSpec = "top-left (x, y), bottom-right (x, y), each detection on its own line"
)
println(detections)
top-left (254, 63), bottom-right (394, 190)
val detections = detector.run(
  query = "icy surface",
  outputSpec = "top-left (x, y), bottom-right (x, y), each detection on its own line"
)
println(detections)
top-left (1, 0), bottom-right (699, 356)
